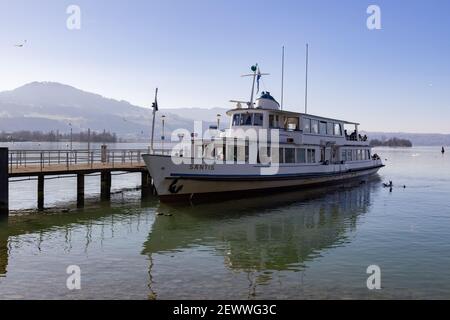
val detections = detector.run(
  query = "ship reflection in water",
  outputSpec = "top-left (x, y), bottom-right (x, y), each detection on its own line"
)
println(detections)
top-left (145, 181), bottom-right (375, 270)
top-left (0, 179), bottom-right (379, 299)
top-left (142, 179), bottom-right (378, 299)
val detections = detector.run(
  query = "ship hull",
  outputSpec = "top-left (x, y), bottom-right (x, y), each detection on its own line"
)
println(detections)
top-left (142, 154), bottom-right (384, 202)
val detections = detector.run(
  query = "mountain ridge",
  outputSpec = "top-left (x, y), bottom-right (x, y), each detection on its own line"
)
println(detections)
top-left (0, 82), bottom-right (223, 139)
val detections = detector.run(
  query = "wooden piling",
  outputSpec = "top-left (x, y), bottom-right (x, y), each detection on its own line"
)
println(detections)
top-left (0, 229), bottom-right (8, 275)
top-left (100, 171), bottom-right (111, 201)
top-left (77, 174), bottom-right (85, 208)
top-left (37, 174), bottom-right (44, 211)
top-left (141, 171), bottom-right (152, 198)
top-left (141, 171), bottom-right (151, 188)
top-left (0, 148), bottom-right (8, 216)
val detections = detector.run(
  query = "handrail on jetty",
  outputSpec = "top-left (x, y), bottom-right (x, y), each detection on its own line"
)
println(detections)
top-left (7, 147), bottom-right (169, 175)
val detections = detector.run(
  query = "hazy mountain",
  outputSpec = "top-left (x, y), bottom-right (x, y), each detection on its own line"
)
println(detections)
top-left (0, 82), bottom-right (226, 140)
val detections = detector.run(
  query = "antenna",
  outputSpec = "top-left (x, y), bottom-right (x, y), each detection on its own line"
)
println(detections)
top-left (304, 43), bottom-right (309, 114)
top-left (281, 46), bottom-right (285, 110)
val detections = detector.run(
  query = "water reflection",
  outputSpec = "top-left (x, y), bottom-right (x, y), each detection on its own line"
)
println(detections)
top-left (142, 179), bottom-right (378, 297)
top-left (0, 199), bottom-right (156, 279)
top-left (0, 178), bottom-right (379, 298)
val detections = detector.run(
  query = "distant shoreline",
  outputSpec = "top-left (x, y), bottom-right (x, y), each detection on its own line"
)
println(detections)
top-left (370, 137), bottom-right (412, 148)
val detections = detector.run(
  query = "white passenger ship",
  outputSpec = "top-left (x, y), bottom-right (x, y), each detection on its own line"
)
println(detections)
top-left (143, 70), bottom-right (384, 202)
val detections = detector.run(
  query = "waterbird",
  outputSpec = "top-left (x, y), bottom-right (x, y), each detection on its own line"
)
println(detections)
top-left (383, 181), bottom-right (393, 188)
top-left (14, 40), bottom-right (27, 47)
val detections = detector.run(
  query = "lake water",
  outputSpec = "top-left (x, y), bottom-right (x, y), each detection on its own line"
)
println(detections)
top-left (0, 145), bottom-right (449, 299)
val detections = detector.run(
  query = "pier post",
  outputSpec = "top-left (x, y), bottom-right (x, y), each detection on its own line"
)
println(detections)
top-left (77, 174), bottom-right (85, 208)
top-left (101, 145), bottom-right (107, 163)
top-left (100, 171), bottom-right (111, 201)
top-left (0, 148), bottom-right (8, 217)
top-left (141, 171), bottom-right (152, 198)
top-left (37, 174), bottom-right (44, 211)
top-left (0, 223), bottom-right (8, 275)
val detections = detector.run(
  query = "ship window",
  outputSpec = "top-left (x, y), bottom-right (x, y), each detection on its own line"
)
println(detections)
top-left (319, 121), bottom-right (327, 135)
top-left (226, 143), bottom-right (236, 162)
top-left (327, 122), bottom-right (334, 135)
top-left (334, 123), bottom-right (342, 136)
top-left (285, 148), bottom-right (295, 163)
top-left (368, 150), bottom-right (371, 159)
top-left (307, 149), bottom-right (316, 163)
top-left (286, 117), bottom-right (299, 131)
top-left (296, 148), bottom-right (306, 163)
top-left (279, 148), bottom-right (284, 164)
top-left (341, 150), bottom-right (347, 161)
top-left (240, 113), bottom-right (253, 126)
top-left (232, 114), bottom-right (240, 126)
top-left (347, 150), bottom-right (352, 161)
top-left (302, 118), bottom-right (311, 133)
top-left (363, 149), bottom-right (369, 160)
top-left (254, 113), bottom-right (263, 126)
top-left (269, 114), bottom-right (276, 128)
top-left (311, 120), bottom-right (319, 134)
top-left (236, 145), bottom-right (246, 162)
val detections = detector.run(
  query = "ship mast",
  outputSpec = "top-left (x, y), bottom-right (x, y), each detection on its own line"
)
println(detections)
top-left (241, 64), bottom-right (269, 108)
top-left (304, 43), bottom-right (309, 114)
top-left (150, 88), bottom-right (158, 153)
top-left (281, 46), bottom-right (285, 110)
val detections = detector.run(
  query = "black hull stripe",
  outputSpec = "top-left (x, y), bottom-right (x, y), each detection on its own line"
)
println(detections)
top-left (169, 164), bottom-right (384, 181)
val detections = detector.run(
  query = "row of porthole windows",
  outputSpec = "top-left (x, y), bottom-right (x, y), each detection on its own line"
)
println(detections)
top-left (302, 118), bottom-right (342, 136)
top-left (341, 149), bottom-right (371, 161)
top-left (232, 113), bottom-right (264, 126)
top-left (197, 144), bottom-right (370, 164)
top-left (218, 146), bottom-right (317, 164)
top-left (278, 148), bottom-right (317, 164)
top-left (231, 113), bottom-right (343, 138)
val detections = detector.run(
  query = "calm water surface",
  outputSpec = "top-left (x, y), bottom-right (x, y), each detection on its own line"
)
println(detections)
top-left (0, 145), bottom-right (449, 299)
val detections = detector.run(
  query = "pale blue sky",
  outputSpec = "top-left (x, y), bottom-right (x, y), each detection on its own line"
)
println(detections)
top-left (1, 0), bottom-right (449, 133)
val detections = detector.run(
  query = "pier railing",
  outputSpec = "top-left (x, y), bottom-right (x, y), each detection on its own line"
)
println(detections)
top-left (7, 148), bottom-right (168, 174)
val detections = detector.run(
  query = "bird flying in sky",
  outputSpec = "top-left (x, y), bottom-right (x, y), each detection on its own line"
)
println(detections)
top-left (14, 40), bottom-right (27, 47)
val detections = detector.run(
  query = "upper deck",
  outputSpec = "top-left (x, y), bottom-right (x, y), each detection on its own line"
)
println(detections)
top-left (224, 92), bottom-right (369, 146)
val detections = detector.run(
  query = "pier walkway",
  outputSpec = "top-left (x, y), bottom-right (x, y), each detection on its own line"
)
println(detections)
top-left (1, 147), bottom-right (161, 214)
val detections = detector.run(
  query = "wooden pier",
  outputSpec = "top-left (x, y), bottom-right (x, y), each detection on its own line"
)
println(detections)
top-left (0, 146), bottom-right (157, 215)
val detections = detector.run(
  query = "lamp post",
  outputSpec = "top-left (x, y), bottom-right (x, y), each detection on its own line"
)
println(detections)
top-left (87, 128), bottom-right (91, 152)
top-left (217, 114), bottom-right (221, 131)
top-left (68, 123), bottom-right (73, 150)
